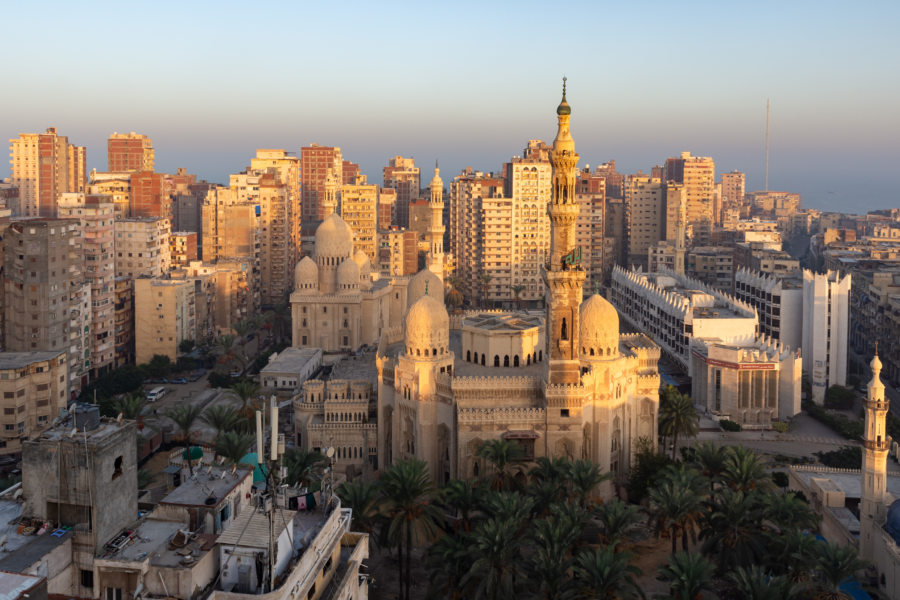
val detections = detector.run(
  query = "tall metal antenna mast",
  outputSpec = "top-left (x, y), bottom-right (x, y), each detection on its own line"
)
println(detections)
top-left (765, 98), bottom-right (770, 192)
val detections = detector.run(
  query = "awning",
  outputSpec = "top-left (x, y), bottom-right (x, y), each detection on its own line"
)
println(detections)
top-left (503, 430), bottom-right (539, 440)
top-left (162, 465), bottom-right (181, 474)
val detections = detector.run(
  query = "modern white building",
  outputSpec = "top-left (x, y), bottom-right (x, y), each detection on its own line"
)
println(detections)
top-left (261, 347), bottom-right (323, 391)
top-left (734, 267), bottom-right (804, 351)
top-left (609, 266), bottom-right (757, 373)
top-left (802, 270), bottom-right (851, 405)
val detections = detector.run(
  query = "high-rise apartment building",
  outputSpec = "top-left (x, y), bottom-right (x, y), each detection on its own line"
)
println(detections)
top-left (88, 171), bottom-right (131, 218)
top-left (257, 170), bottom-right (292, 305)
top-left (3, 219), bottom-right (88, 391)
top-left (594, 160), bottom-right (624, 199)
top-left (134, 278), bottom-right (196, 364)
top-left (340, 174), bottom-right (379, 263)
top-left (0, 351), bottom-right (68, 455)
top-left (802, 270), bottom-right (851, 405)
top-left (114, 276), bottom-right (134, 367)
top-left (57, 194), bottom-right (116, 377)
top-left (250, 150), bottom-right (300, 267)
top-left (8, 128), bottom-right (86, 217)
top-left (665, 151), bottom-right (715, 245)
top-left (300, 144), bottom-right (342, 231)
top-left (130, 170), bottom-right (169, 218)
top-left (382, 156), bottom-right (420, 228)
top-left (624, 174), bottom-right (664, 269)
top-left (341, 159), bottom-right (360, 185)
top-left (115, 217), bottom-right (171, 278)
top-left (449, 170), bottom-right (504, 303)
top-left (170, 231), bottom-right (198, 268)
top-left (376, 228), bottom-right (418, 276)
top-left (721, 170), bottom-right (745, 211)
top-left (107, 132), bottom-right (154, 173)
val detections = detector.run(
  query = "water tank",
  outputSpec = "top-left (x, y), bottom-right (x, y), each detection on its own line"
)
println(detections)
top-left (73, 403), bottom-right (101, 431)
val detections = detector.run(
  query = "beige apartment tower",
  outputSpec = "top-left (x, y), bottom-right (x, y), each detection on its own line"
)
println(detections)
top-left (624, 174), bottom-right (664, 269)
top-left (340, 174), bottom-right (379, 264)
top-left (134, 278), bottom-right (196, 364)
top-left (8, 128), bottom-right (86, 217)
top-left (115, 217), bottom-right (172, 278)
top-left (665, 151), bottom-right (715, 244)
top-left (0, 351), bottom-right (68, 455)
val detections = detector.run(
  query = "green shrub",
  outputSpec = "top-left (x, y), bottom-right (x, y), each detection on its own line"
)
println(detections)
top-left (720, 419), bottom-right (742, 432)
top-left (824, 385), bottom-right (856, 410)
top-left (771, 421), bottom-right (789, 434)
top-left (771, 471), bottom-right (790, 488)
top-left (815, 445), bottom-right (862, 469)
top-left (803, 401), bottom-right (863, 440)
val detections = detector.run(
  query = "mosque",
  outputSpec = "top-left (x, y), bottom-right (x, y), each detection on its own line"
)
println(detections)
top-left (374, 85), bottom-right (662, 490)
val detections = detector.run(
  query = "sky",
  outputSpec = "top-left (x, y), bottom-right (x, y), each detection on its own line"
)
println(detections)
top-left (2, 0), bottom-right (899, 213)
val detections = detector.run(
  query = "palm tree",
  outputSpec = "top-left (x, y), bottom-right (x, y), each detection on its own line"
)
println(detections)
top-left (164, 404), bottom-right (204, 475)
top-left (479, 491), bottom-right (535, 524)
top-left (215, 431), bottom-right (254, 467)
top-left (426, 534), bottom-right (471, 600)
top-left (659, 386), bottom-right (699, 460)
top-left (569, 459), bottom-right (611, 508)
top-left (442, 479), bottom-right (479, 532)
top-left (336, 480), bottom-right (379, 537)
top-left (510, 284), bottom-right (525, 311)
top-left (232, 318), bottom-right (255, 365)
top-left (478, 272), bottom-right (492, 307)
top-left (476, 439), bottom-right (524, 490)
top-left (595, 498), bottom-right (642, 549)
top-left (574, 546), bottom-right (644, 600)
top-left (728, 565), bottom-right (801, 600)
top-left (770, 530), bottom-right (820, 583)
top-left (528, 512), bottom-right (580, 599)
top-left (723, 446), bottom-right (771, 491)
top-left (647, 478), bottom-right (703, 554)
top-left (200, 404), bottom-right (242, 438)
top-left (214, 333), bottom-right (238, 370)
top-left (445, 286), bottom-right (464, 311)
top-left (691, 441), bottom-right (732, 494)
top-left (656, 551), bottom-right (715, 600)
top-left (461, 516), bottom-right (524, 600)
top-left (809, 540), bottom-right (867, 599)
top-left (283, 448), bottom-right (326, 489)
top-left (763, 492), bottom-right (820, 534)
top-left (699, 488), bottom-right (768, 572)
top-left (379, 458), bottom-right (443, 600)
top-left (112, 392), bottom-right (145, 419)
top-left (230, 380), bottom-right (260, 417)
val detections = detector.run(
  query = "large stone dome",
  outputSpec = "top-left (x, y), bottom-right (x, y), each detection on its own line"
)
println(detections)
top-left (404, 295), bottom-right (450, 358)
top-left (315, 213), bottom-right (354, 259)
top-left (407, 268), bottom-right (442, 308)
top-left (580, 294), bottom-right (619, 359)
top-left (294, 256), bottom-right (318, 293)
top-left (336, 257), bottom-right (360, 292)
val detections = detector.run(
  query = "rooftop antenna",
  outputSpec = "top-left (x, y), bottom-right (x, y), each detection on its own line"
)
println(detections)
top-left (765, 98), bottom-right (770, 192)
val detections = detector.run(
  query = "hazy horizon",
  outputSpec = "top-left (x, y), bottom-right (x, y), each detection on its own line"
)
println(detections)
top-left (3, 0), bottom-right (898, 214)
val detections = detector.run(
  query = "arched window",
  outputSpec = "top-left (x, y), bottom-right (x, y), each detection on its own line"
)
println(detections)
top-left (590, 348), bottom-right (595, 356)
top-left (539, 350), bottom-right (543, 361)
top-left (561, 318), bottom-right (568, 340)
top-left (504, 355), bottom-right (510, 367)
top-left (513, 355), bottom-right (519, 367)
top-left (432, 348), bottom-right (437, 356)
top-left (481, 355), bottom-right (485, 366)
top-left (526, 355), bottom-right (531, 365)
top-left (466, 351), bottom-right (471, 362)
top-left (494, 355), bottom-right (500, 367)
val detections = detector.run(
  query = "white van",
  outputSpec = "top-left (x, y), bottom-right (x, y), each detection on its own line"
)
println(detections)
top-left (146, 386), bottom-right (168, 402)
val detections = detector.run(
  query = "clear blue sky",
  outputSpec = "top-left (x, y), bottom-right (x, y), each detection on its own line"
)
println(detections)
top-left (3, 0), bottom-right (899, 212)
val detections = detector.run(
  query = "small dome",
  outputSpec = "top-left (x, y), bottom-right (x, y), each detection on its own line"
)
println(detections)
top-left (294, 256), bottom-right (318, 292)
top-left (407, 269), bottom-right (442, 308)
top-left (404, 295), bottom-right (450, 358)
top-left (315, 213), bottom-right (354, 258)
top-left (580, 294), bottom-right (619, 359)
top-left (352, 249), bottom-right (369, 268)
top-left (336, 258), bottom-right (360, 291)
top-left (359, 258), bottom-right (373, 290)
top-left (885, 499), bottom-right (900, 545)
top-left (557, 98), bottom-right (571, 116)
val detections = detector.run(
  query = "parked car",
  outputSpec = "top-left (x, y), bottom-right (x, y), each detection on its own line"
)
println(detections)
top-left (187, 370), bottom-right (205, 382)
top-left (170, 377), bottom-right (187, 385)
top-left (145, 386), bottom-right (168, 402)
top-left (229, 371), bottom-right (242, 378)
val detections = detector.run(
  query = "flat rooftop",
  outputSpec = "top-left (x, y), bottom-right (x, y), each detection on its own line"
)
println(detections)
top-left (159, 468), bottom-right (250, 508)
top-left (0, 571), bottom-right (44, 599)
top-left (100, 517), bottom-right (218, 568)
top-left (0, 352), bottom-right (64, 370)
top-left (35, 416), bottom-right (132, 444)
top-left (793, 468), bottom-right (900, 500)
top-left (217, 508), bottom-right (296, 549)
top-left (462, 312), bottom-right (543, 332)
top-left (330, 349), bottom-right (379, 384)
top-left (0, 499), bottom-right (72, 572)
top-left (692, 306), bottom-right (747, 320)
top-left (262, 348), bottom-right (321, 374)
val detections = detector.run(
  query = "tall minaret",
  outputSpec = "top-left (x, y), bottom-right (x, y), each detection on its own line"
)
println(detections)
top-left (426, 163), bottom-right (445, 282)
top-left (860, 347), bottom-right (889, 561)
top-left (543, 78), bottom-right (586, 385)
top-left (674, 188), bottom-right (686, 276)
top-left (322, 168), bottom-right (338, 219)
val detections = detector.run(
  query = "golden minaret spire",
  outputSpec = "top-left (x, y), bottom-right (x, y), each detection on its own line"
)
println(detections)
top-left (860, 346), bottom-right (889, 561)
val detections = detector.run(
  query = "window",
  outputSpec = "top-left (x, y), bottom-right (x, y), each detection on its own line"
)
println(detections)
top-left (560, 409), bottom-right (570, 418)
top-left (105, 588), bottom-right (122, 600)
top-left (81, 569), bottom-right (94, 589)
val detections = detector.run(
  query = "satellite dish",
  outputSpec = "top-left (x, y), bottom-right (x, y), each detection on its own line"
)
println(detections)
top-left (69, 428), bottom-right (78, 438)
top-left (325, 447), bottom-right (335, 459)
top-left (220, 471), bottom-right (227, 480)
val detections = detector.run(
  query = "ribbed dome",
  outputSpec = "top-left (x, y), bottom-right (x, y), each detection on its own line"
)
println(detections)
top-left (336, 257), bottom-right (360, 291)
top-left (580, 294), bottom-right (619, 359)
top-left (294, 256), bottom-right (318, 293)
top-left (404, 295), bottom-right (449, 358)
top-left (315, 213), bottom-right (354, 258)
top-left (407, 269), bottom-right (442, 308)
top-left (358, 258), bottom-right (373, 290)
top-left (352, 249), bottom-right (369, 268)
